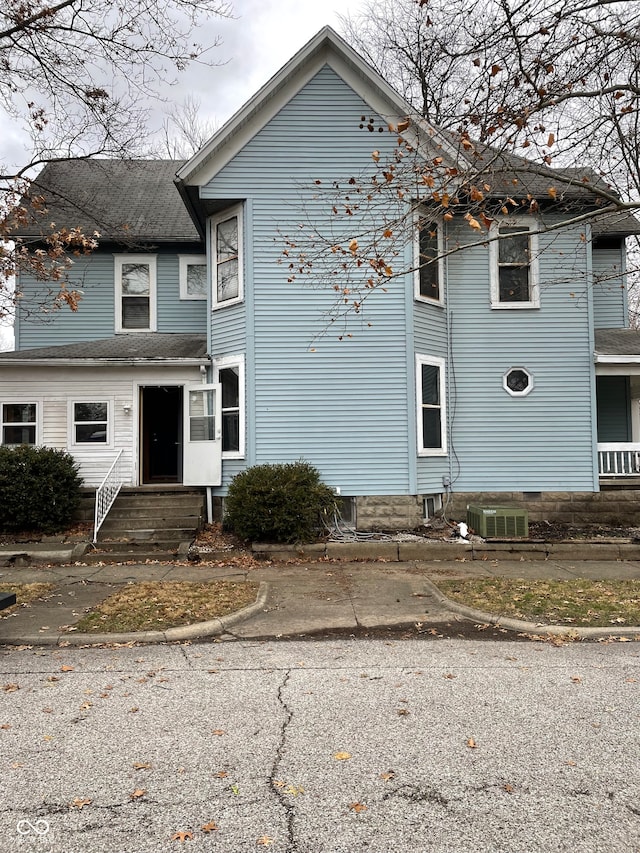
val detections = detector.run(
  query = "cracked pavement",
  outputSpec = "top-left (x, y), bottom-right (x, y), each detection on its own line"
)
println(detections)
top-left (1, 638), bottom-right (639, 852)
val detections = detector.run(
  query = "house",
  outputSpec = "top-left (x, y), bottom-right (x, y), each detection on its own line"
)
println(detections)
top-left (3, 27), bottom-right (640, 532)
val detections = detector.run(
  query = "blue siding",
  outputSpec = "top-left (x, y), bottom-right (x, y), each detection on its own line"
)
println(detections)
top-left (204, 66), bottom-right (412, 495)
top-left (16, 247), bottom-right (206, 349)
top-left (446, 221), bottom-right (596, 491)
top-left (593, 245), bottom-right (627, 329)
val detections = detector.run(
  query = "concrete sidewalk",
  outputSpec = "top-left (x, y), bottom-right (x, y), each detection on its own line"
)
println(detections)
top-left (2, 558), bottom-right (640, 646)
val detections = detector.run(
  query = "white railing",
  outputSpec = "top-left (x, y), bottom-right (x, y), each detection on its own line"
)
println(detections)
top-left (598, 442), bottom-right (640, 476)
top-left (93, 449), bottom-right (124, 543)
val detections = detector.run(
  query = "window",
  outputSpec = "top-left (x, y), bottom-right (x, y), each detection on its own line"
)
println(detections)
top-left (115, 255), bottom-right (157, 332)
top-left (414, 214), bottom-right (443, 304)
top-left (503, 367), bottom-right (534, 397)
top-left (490, 220), bottom-right (539, 308)
top-left (212, 206), bottom-right (243, 308)
top-left (73, 402), bottom-right (108, 443)
top-left (2, 403), bottom-right (36, 445)
top-left (416, 354), bottom-right (447, 455)
top-left (179, 255), bottom-right (207, 300)
top-left (215, 355), bottom-right (245, 457)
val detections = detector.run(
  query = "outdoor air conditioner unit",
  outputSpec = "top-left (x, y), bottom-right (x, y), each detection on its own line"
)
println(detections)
top-left (467, 506), bottom-right (529, 538)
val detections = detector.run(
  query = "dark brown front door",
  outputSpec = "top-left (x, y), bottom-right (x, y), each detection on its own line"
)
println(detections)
top-left (140, 386), bottom-right (183, 483)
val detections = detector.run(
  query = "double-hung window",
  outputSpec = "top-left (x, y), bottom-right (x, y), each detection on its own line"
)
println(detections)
top-left (72, 402), bottom-right (109, 444)
top-left (416, 355), bottom-right (447, 456)
top-left (212, 206), bottom-right (243, 308)
top-left (179, 255), bottom-right (207, 300)
top-left (2, 403), bottom-right (37, 446)
top-left (115, 255), bottom-right (157, 332)
top-left (414, 213), bottom-right (443, 304)
top-left (490, 220), bottom-right (539, 308)
top-left (214, 356), bottom-right (245, 457)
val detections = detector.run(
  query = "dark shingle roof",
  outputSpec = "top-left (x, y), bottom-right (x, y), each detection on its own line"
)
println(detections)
top-left (595, 329), bottom-right (640, 356)
top-left (17, 160), bottom-right (200, 243)
top-left (0, 334), bottom-right (208, 362)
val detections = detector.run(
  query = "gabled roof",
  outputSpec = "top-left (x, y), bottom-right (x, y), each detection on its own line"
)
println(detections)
top-left (0, 334), bottom-right (209, 365)
top-left (16, 159), bottom-right (200, 243)
top-left (175, 26), bottom-right (463, 191)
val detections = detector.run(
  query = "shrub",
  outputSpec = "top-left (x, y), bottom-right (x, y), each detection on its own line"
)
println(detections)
top-left (224, 461), bottom-right (336, 543)
top-left (0, 445), bottom-right (83, 534)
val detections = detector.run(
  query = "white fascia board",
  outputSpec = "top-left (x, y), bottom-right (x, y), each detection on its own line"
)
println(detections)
top-left (594, 354), bottom-right (640, 364)
top-left (0, 358), bottom-right (210, 368)
top-left (176, 26), bottom-right (466, 189)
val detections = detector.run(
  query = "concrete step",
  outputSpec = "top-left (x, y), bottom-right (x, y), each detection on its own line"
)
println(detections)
top-left (97, 527), bottom-right (196, 543)
top-left (100, 510), bottom-right (202, 525)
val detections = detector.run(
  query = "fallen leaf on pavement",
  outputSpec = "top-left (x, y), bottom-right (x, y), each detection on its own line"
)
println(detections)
top-left (133, 762), bottom-right (152, 770)
top-left (70, 798), bottom-right (92, 810)
top-left (201, 821), bottom-right (219, 833)
top-left (466, 738), bottom-right (478, 749)
top-left (60, 665), bottom-right (74, 672)
top-left (380, 771), bottom-right (395, 781)
top-left (212, 729), bottom-right (225, 736)
top-left (3, 683), bottom-right (19, 693)
top-left (348, 802), bottom-right (367, 813)
top-left (171, 830), bottom-right (193, 842)
top-left (256, 836), bottom-right (274, 846)
top-left (130, 789), bottom-right (146, 800)
top-left (334, 752), bottom-right (352, 761)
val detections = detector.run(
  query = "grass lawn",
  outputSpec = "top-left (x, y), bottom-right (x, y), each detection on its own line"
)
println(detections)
top-left (0, 583), bottom-right (57, 615)
top-left (73, 581), bottom-right (259, 633)
top-left (437, 578), bottom-right (640, 627)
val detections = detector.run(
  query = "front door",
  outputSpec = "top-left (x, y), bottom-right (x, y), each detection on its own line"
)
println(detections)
top-left (183, 383), bottom-right (222, 486)
top-left (140, 386), bottom-right (183, 483)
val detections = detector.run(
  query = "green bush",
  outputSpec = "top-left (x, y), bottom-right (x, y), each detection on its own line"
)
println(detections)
top-left (224, 461), bottom-right (336, 543)
top-left (0, 445), bottom-right (83, 534)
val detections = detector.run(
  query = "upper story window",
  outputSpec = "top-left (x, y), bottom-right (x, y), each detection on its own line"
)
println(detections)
top-left (2, 403), bottom-right (37, 446)
top-left (212, 206), bottom-right (243, 308)
top-left (179, 255), bottom-right (207, 300)
top-left (115, 255), bottom-right (157, 332)
top-left (72, 402), bottom-right (109, 444)
top-left (414, 213), bottom-right (443, 304)
top-left (416, 354), bottom-right (447, 456)
top-left (215, 355), bottom-right (245, 457)
top-left (490, 220), bottom-right (539, 309)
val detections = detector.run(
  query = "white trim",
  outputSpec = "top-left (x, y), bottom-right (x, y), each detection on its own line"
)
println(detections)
top-left (114, 254), bottom-right (157, 333)
top-left (503, 366), bottom-right (534, 397)
top-left (213, 354), bottom-right (245, 459)
top-left (489, 219), bottom-right (540, 309)
top-left (0, 399), bottom-right (41, 446)
top-left (178, 255), bottom-right (207, 300)
top-left (68, 398), bottom-right (113, 448)
top-left (416, 354), bottom-right (447, 456)
top-left (211, 206), bottom-right (244, 309)
top-left (413, 211), bottom-right (444, 306)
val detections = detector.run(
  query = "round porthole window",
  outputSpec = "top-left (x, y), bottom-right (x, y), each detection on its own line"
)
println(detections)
top-left (503, 367), bottom-right (533, 396)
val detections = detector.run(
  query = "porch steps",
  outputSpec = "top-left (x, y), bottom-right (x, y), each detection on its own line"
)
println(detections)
top-left (95, 487), bottom-right (206, 554)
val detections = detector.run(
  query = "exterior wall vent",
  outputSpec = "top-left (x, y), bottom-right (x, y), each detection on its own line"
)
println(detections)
top-left (467, 505), bottom-right (529, 538)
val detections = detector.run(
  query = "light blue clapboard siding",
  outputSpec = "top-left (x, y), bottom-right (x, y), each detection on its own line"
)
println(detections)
top-left (446, 220), bottom-right (597, 491)
top-left (204, 66), bottom-right (413, 495)
top-left (16, 248), bottom-right (206, 349)
top-left (592, 245), bottom-right (627, 329)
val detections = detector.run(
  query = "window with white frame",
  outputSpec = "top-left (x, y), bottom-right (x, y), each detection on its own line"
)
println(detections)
top-left (215, 356), bottom-right (245, 456)
top-left (72, 402), bottom-right (109, 444)
top-left (414, 213), bottom-right (443, 304)
top-left (179, 255), bottom-right (207, 300)
top-left (114, 255), bottom-right (157, 332)
top-left (2, 403), bottom-right (37, 446)
top-left (212, 206), bottom-right (243, 308)
top-left (490, 220), bottom-right (539, 308)
top-left (416, 354), bottom-right (447, 455)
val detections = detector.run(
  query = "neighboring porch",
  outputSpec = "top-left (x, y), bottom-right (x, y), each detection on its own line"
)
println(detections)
top-left (595, 328), bottom-right (640, 486)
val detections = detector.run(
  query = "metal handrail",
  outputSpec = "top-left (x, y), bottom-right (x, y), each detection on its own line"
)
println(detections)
top-left (93, 449), bottom-right (124, 543)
